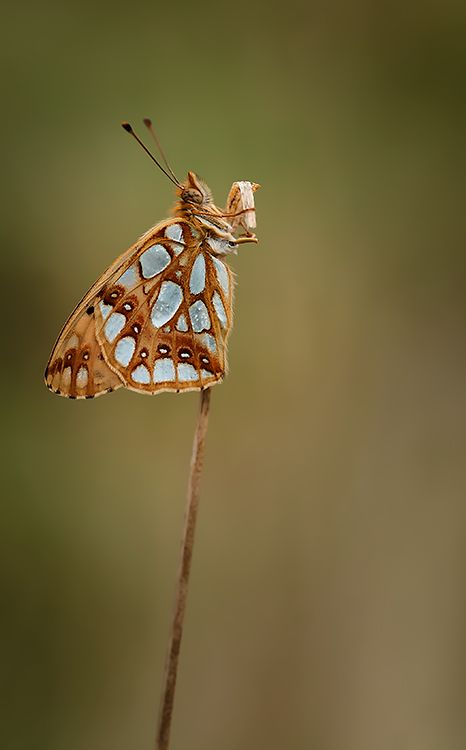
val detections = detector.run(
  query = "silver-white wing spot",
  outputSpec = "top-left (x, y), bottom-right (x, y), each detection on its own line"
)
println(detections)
top-left (212, 256), bottom-right (229, 296)
top-left (104, 312), bottom-right (126, 343)
top-left (153, 358), bottom-right (176, 382)
top-left (176, 314), bottom-right (188, 332)
top-left (151, 281), bottom-right (183, 328)
top-left (189, 300), bottom-right (211, 333)
top-left (200, 333), bottom-right (217, 354)
top-left (189, 253), bottom-right (206, 294)
top-left (177, 363), bottom-right (198, 382)
top-left (99, 301), bottom-right (112, 320)
top-left (117, 265), bottom-right (138, 288)
top-left (62, 367), bottom-right (72, 386)
top-left (115, 336), bottom-right (136, 367)
top-left (165, 224), bottom-right (184, 254)
top-left (76, 366), bottom-right (88, 387)
top-left (140, 244), bottom-right (171, 279)
top-left (212, 292), bottom-right (227, 328)
top-left (131, 364), bottom-right (151, 384)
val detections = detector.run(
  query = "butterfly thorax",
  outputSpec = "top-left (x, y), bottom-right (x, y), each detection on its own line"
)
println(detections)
top-left (173, 171), bottom-right (238, 255)
top-left (174, 198), bottom-right (233, 237)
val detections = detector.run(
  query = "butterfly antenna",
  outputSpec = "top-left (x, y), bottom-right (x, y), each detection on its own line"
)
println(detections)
top-left (143, 117), bottom-right (180, 186)
top-left (121, 122), bottom-right (182, 188)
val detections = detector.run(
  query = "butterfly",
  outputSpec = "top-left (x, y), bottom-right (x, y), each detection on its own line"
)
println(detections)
top-left (44, 120), bottom-right (259, 400)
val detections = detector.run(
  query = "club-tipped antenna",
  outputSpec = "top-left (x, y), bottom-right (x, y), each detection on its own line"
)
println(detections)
top-left (121, 122), bottom-right (182, 188)
top-left (143, 117), bottom-right (180, 186)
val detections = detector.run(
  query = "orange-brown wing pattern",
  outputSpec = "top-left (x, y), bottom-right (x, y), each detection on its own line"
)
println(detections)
top-left (94, 219), bottom-right (235, 395)
top-left (44, 309), bottom-right (122, 399)
top-left (44, 219), bottom-right (172, 398)
top-left (45, 218), bottom-right (234, 398)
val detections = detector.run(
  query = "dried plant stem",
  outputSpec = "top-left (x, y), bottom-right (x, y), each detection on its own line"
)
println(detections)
top-left (156, 387), bottom-right (212, 750)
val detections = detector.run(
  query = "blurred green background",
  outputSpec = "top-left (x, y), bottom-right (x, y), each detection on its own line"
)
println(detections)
top-left (2, 1), bottom-right (466, 748)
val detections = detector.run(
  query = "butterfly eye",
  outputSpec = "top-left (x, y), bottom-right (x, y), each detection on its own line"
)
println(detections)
top-left (181, 188), bottom-right (203, 205)
top-left (227, 241), bottom-right (236, 249)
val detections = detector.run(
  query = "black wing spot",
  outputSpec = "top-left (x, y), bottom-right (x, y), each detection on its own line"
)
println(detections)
top-left (86, 305), bottom-right (95, 315)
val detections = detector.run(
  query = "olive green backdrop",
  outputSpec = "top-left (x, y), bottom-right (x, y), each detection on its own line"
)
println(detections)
top-left (2, 2), bottom-right (466, 749)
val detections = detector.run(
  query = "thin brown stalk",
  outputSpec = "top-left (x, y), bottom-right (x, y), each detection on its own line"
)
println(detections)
top-left (156, 387), bottom-right (212, 750)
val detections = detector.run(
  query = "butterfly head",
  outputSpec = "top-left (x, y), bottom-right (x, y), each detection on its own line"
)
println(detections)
top-left (175, 171), bottom-right (259, 250)
top-left (179, 171), bottom-right (213, 206)
top-left (176, 172), bottom-right (233, 236)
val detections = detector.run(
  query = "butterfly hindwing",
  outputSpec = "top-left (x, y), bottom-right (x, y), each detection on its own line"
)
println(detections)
top-left (95, 220), bottom-right (235, 394)
top-left (45, 218), bottom-right (235, 398)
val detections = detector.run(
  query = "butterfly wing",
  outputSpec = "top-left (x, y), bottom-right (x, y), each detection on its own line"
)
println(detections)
top-left (45, 308), bottom-right (122, 399)
top-left (45, 220), bottom-right (174, 398)
top-left (45, 219), bottom-right (234, 398)
top-left (95, 219), bottom-right (235, 394)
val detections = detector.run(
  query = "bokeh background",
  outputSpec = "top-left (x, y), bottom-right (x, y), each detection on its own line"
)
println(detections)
top-left (2, 2), bottom-right (466, 748)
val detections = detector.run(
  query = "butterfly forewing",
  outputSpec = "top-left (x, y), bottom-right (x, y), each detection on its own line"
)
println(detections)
top-left (45, 308), bottom-right (122, 398)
